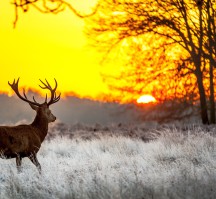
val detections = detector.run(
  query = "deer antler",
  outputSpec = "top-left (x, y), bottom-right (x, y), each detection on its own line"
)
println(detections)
top-left (8, 78), bottom-right (61, 107)
top-left (8, 78), bottom-right (41, 106)
top-left (39, 78), bottom-right (61, 106)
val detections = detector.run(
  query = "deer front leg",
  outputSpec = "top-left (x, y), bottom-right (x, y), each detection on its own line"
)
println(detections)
top-left (28, 153), bottom-right (41, 173)
top-left (16, 154), bottom-right (22, 173)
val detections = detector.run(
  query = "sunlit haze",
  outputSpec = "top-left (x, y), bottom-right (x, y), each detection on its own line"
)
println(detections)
top-left (0, 1), bottom-right (109, 99)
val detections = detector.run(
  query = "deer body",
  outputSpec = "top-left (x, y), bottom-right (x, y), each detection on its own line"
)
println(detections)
top-left (0, 125), bottom-right (42, 158)
top-left (0, 79), bottom-right (60, 172)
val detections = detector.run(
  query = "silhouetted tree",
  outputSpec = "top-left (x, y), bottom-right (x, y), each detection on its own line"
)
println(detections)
top-left (101, 35), bottom-right (198, 102)
top-left (101, 36), bottom-right (199, 122)
top-left (12, 0), bottom-right (98, 27)
top-left (203, 0), bottom-right (216, 123)
top-left (85, 0), bottom-right (216, 124)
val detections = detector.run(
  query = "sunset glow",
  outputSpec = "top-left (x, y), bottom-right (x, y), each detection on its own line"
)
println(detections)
top-left (0, 1), bottom-right (108, 99)
top-left (0, 1), bottom-right (200, 104)
top-left (137, 95), bottom-right (156, 104)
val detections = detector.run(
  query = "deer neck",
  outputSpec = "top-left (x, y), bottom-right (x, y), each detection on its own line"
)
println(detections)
top-left (31, 113), bottom-right (49, 142)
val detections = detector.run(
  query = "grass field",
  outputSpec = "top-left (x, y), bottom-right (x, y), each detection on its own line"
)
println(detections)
top-left (0, 123), bottom-right (216, 199)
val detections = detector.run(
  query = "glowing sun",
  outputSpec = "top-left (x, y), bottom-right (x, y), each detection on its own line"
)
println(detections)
top-left (137, 95), bottom-right (156, 104)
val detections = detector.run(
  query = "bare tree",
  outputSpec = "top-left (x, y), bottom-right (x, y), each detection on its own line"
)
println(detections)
top-left (100, 36), bottom-right (199, 122)
top-left (85, 0), bottom-right (216, 124)
top-left (12, 0), bottom-right (98, 27)
top-left (202, 0), bottom-right (216, 123)
top-left (101, 35), bottom-right (198, 103)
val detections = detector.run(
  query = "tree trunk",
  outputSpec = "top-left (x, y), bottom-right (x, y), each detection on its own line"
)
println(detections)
top-left (196, 71), bottom-right (209, 124)
top-left (209, 62), bottom-right (215, 123)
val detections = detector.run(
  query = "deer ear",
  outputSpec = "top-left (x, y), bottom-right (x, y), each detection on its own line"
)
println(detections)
top-left (29, 103), bottom-right (38, 111)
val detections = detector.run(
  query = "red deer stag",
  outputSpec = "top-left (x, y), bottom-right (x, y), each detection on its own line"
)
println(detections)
top-left (0, 78), bottom-right (60, 172)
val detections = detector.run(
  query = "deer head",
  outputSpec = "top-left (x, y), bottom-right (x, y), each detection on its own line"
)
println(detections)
top-left (8, 78), bottom-right (61, 123)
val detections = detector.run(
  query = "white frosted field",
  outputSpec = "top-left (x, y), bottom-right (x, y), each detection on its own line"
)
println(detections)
top-left (0, 123), bottom-right (216, 199)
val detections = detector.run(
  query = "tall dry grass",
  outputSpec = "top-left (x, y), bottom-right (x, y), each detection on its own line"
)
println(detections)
top-left (0, 125), bottom-right (216, 199)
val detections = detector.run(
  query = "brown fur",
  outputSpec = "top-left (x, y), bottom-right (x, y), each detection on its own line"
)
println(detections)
top-left (0, 79), bottom-right (60, 173)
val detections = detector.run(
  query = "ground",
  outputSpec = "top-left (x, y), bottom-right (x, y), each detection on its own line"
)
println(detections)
top-left (0, 122), bottom-right (216, 199)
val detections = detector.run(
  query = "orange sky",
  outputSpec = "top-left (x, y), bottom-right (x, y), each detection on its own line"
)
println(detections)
top-left (0, 1), bottom-right (109, 98)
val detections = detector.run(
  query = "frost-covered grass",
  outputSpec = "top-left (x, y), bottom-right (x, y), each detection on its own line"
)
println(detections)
top-left (0, 125), bottom-right (216, 199)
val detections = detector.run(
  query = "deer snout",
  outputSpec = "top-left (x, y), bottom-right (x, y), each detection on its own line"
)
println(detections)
top-left (51, 116), bottom-right (56, 122)
top-left (48, 114), bottom-right (56, 123)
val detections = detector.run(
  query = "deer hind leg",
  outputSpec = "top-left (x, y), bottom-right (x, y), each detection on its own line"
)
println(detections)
top-left (16, 154), bottom-right (22, 173)
top-left (28, 153), bottom-right (41, 173)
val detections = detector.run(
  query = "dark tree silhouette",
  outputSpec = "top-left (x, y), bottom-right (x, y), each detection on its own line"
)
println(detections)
top-left (100, 35), bottom-right (198, 102)
top-left (100, 36), bottom-right (199, 122)
top-left (85, 0), bottom-right (216, 124)
top-left (12, 0), bottom-right (98, 27)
